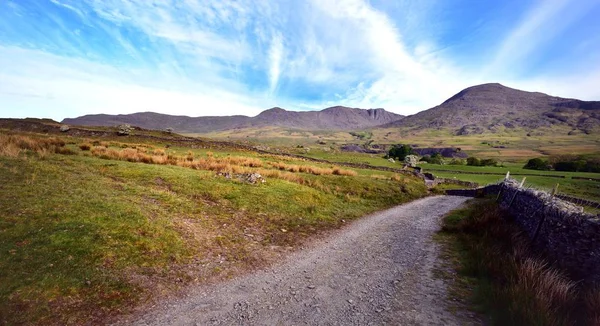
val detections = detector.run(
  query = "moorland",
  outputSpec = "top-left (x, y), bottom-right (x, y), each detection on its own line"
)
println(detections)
top-left (2, 82), bottom-right (600, 324)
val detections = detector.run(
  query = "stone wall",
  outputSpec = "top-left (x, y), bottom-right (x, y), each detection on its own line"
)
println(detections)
top-left (488, 179), bottom-right (600, 283)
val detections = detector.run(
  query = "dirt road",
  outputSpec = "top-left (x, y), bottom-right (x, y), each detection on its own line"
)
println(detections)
top-left (120, 196), bottom-right (473, 325)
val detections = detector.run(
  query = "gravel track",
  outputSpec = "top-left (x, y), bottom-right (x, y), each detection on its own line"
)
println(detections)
top-left (119, 196), bottom-right (472, 326)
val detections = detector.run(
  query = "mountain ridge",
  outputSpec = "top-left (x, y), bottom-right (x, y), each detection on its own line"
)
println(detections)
top-left (62, 83), bottom-right (600, 135)
top-left (62, 106), bottom-right (405, 133)
top-left (384, 83), bottom-right (600, 134)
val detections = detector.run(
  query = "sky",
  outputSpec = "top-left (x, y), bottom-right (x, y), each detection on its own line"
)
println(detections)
top-left (0, 0), bottom-right (599, 122)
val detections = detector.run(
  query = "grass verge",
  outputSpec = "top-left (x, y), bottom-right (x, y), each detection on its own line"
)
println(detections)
top-left (436, 199), bottom-right (600, 326)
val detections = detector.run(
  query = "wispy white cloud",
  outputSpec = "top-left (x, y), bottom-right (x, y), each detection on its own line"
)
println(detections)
top-left (485, 0), bottom-right (596, 78)
top-left (0, 0), bottom-right (598, 122)
top-left (268, 32), bottom-right (284, 95)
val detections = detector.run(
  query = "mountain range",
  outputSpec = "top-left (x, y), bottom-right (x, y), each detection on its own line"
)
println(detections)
top-left (62, 107), bottom-right (403, 133)
top-left (62, 83), bottom-right (600, 135)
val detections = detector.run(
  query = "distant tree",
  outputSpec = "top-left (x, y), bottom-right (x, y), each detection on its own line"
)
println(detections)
top-left (449, 158), bottom-right (466, 165)
top-left (387, 144), bottom-right (413, 161)
top-left (480, 158), bottom-right (498, 167)
top-left (466, 157), bottom-right (481, 166)
top-left (523, 158), bottom-right (550, 170)
top-left (429, 152), bottom-right (444, 165)
top-left (554, 160), bottom-right (586, 172)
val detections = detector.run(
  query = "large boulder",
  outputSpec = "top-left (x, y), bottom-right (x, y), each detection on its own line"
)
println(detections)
top-left (404, 155), bottom-right (419, 167)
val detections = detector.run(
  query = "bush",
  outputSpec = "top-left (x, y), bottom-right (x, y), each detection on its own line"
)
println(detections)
top-left (549, 155), bottom-right (600, 172)
top-left (480, 158), bottom-right (498, 167)
top-left (524, 158), bottom-right (550, 170)
top-left (79, 143), bottom-right (91, 151)
top-left (467, 157), bottom-right (497, 167)
top-left (554, 160), bottom-right (586, 172)
top-left (467, 157), bottom-right (481, 166)
top-left (449, 158), bottom-right (465, 165)
top-left (387, 144), bottom-right (413, 161)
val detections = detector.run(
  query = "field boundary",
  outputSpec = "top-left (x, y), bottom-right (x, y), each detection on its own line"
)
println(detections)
top-left (448, 179), bottom-right (600, 283)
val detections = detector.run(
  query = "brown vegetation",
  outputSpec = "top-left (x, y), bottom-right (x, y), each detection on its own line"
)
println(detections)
top-left (79, 143), bottom-right (92, 151)
top-left (268, 161), bottom-right (356, 176)
top-left (0, 133), bottom-right (68, 158)
top-left (441, 200), bottom-right (599, 325)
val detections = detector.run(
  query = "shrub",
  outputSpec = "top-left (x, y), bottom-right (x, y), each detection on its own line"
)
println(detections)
top-left (466, 157), bottom-right (497, 167)
top-left (480, 158), bottom-right (498, 167)
top-left (466, 157), bottom-right (481, 166)
top-left (523, 158), bottom-right (550, 170)
top-left (387, 144), bottom-right (413, 161)
top-left (427, 153), bottom-right (444, 165)
top-left (554, 160), bottom-right (586, 172)
top-left (449, 158), bottom-right (465, 165)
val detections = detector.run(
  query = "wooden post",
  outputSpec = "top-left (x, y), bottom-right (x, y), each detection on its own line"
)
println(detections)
top-left (507, 177), bottom-right (526, 208)
top-left (496, 171), bottom-right (510, 202)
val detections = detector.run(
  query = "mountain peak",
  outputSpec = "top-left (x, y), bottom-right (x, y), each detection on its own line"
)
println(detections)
top-left (390, 83), bottom-right (600, 134)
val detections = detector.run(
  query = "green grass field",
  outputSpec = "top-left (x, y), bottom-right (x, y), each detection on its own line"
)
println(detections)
top-left (293, 148), bottom-right (600, 202)
top-left (0, 131), bottom-right (427, 325)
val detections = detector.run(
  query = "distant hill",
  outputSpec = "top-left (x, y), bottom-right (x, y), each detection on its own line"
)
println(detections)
top-left (384, 83), bottom-right (600, 135)
top-left (62, 107), bottom-right (404, 133)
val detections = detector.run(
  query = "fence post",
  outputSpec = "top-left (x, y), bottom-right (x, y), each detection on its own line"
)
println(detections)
top-left (495, 172), bottom-right (510, 202)
top-left (507, 177), bottom-right (527, 209)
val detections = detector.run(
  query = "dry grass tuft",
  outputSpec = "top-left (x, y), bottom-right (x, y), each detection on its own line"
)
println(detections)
top-left (0, 142), bottom-right (22, 157)
top-left (79, 143), bottom-right (92, 151)
top-left (441, 201), bottom-right (581, 325)
top-left (0, 134), bottom-right (70, 158)
top-left (332, 167), bottom-right (357, 176)
top-left (268, 161), bottom-right (354, 176)
top-left (391, 174), bottom-right (403, 182)
top-left (54, 147), bottom-right (77, 155)
top-left (152, 148), bottom-right (166, 156)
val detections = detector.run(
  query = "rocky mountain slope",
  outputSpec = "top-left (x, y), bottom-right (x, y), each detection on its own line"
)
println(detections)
top-left (385, 83), bottom-right (600, 135)
top-left (62, 107), bottom-right (404, 133)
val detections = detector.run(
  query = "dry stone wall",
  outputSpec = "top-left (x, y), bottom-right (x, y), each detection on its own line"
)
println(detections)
top-left (451, 179), bottom-right (600, 283)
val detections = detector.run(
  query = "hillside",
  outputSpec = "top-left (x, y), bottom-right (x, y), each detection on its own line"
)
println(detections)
top-left (385, 83), bottom-right (600, 135)
top-left (62, 107), bottom-right (404, 133)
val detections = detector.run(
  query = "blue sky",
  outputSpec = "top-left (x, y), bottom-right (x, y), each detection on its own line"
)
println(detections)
top-left (1, 0), bottom-right (599, 121)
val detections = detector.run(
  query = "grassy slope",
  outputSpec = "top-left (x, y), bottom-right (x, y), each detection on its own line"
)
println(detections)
top-left (0, 132), bottom-right (427, 325)
top-left (198, 126), bottom-right (600, 162)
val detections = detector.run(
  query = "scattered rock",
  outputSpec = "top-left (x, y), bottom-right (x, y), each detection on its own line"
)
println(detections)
top-left (118, 124), bottom-right (132, 136)
top-left (216, 172), bottom-right (266, 184)
top-left (59, 125), bottom-right (70, 132)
